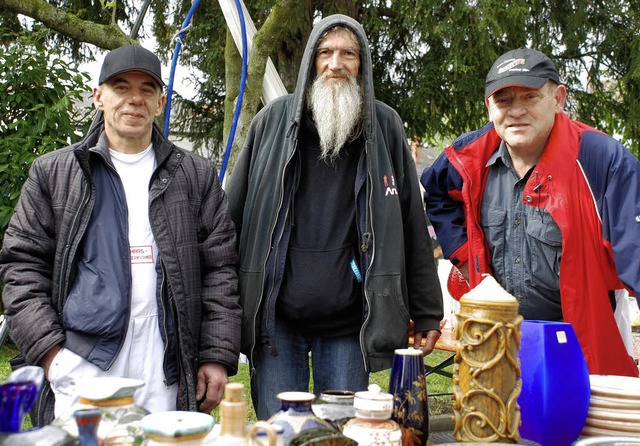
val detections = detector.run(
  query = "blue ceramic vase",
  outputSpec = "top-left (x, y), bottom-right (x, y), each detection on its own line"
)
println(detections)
top-left (388, 348), bottom-right (429, 445)
top-left (268, 392), bottom-right (334, 445)
top-left (518, 320), bottom-right (590, 446)
top-left (74, 408), bottom-right (102, 446)
top-left (0, 366), bottom-right (44, 433)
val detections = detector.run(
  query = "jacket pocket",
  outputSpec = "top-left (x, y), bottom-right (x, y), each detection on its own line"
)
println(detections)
top-left (363, 274), bottom-right (410, 356)
top-left (238, 269), bottom-right (263, 355)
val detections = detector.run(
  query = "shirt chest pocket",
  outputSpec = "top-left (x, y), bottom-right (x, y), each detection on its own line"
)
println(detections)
top-left (525, 207), bottom-right (562, 285)
top-left (480, 205), bottom-right (507, 277)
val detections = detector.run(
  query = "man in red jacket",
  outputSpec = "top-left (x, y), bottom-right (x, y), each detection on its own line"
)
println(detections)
top-left (422, 48), bottom-right (640, 377)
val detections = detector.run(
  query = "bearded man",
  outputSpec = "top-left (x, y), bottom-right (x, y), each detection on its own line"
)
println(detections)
top-left (227, 14), bottom-right (443, 420)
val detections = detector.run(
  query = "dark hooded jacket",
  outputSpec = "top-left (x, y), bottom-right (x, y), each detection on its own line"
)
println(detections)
top-left (226, 14), bottom-right (443, 373)
top-left (0, 123), bottom-right (241, 423)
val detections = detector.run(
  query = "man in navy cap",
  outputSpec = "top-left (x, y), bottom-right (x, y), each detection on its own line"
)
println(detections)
top-left (421, 48), bottom-right (640, 377)
top-left (0, 45), bottom-right (241, 424)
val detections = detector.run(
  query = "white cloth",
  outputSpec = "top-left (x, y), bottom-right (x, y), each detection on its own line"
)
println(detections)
top-left (49, 145), bottom-right (178, 417)
top-left (614, 289), bottom-right (639, 358)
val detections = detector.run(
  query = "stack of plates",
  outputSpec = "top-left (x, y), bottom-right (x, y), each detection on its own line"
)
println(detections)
top-left (582, 375), bottom-right (640, 437)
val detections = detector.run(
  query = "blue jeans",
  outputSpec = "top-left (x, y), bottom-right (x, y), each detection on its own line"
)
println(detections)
top-left (251, 319), bottom-right (370, 420)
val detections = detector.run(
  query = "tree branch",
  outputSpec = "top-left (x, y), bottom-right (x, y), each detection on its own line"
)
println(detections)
top-left (0, 0), bottom-right (134, 49)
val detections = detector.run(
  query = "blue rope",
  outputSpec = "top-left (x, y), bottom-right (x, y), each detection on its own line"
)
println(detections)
top-left (164, 0), bottom-right (248, 185)
top-left (218, 0), bottom-right (248, 183)
top-left (164, 0), bottom-right (201, 136)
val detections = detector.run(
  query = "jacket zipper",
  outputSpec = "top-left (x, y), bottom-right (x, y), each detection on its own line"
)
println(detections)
top-left (358, 143), bottom-right (374, 372)
top-left (250, 137), bottom-right (298, 370)
top-left (56, 178), bottom-right (91, 312)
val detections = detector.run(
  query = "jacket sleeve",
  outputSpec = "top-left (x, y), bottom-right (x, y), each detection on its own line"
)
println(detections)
top-left (400, 148), bottom-right (444, 333)
top-left (585, 132), bottom-right (640, 297)
top-left (420, 151), bottom-right (469, 266)
top-left (197, 166), bottom-right (242, 374)
top-left (225, 131), bottom-right (253, 242)
top-left (0, 158), bottom-right (66, 365)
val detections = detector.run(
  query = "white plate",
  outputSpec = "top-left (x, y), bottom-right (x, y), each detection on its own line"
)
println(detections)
top-left (582, 424), bottom-right (640, 437)
top-left (76, 377), bottom-right (145, 401)
top-left (588, 407), bottom-right (640, 422)
top-left (590, 375), bottom-right (640, 399)
top-left (585, 417), bottom-right (640, 434)
top-left (141, 411), bottom-right (214, 442)
top-left (590, 395), bottom-right (640, 410)
top-left (574, 436), bottom-right (640, 445)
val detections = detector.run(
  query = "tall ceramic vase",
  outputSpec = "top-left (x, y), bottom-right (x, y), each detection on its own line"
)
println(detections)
top-left (388, 348), bottom-right (429, 445)
top-left (453, 285), bottom-right (523, 443)
top-left (518, 320), bottom-right (590, 446)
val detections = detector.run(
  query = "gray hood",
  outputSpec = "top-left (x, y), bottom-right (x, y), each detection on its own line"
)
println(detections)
top-left (289, 14), bottom-right (376, 144)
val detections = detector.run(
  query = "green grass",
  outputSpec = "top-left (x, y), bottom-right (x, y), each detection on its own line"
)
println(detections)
top-left (1, 342), bottom-right (454, 426)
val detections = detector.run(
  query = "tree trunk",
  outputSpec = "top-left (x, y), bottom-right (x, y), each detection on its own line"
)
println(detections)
top-left (226, 0), bottom-right (301, 174)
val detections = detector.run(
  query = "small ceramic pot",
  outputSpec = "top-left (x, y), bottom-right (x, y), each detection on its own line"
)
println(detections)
top-left (343, 385), bottom-right (401, 446)
top-left (311, 390), bottom-right (355, 431)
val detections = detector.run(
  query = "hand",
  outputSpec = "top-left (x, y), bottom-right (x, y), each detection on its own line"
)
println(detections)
top-left (39, 345), bottom-right (62, 381)
top-left (196, 363), bottom-right (229, 413)
top-left (413, 329), bottom-right (441, 355)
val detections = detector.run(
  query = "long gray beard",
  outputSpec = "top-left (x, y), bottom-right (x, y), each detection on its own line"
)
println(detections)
top-left (308, 71), bottom-right (363, 162)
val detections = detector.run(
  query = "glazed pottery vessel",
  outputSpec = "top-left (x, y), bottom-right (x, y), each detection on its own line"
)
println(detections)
top-left (311, 390), bottom-right (355, 431)
top-left (267, 391), bottom-right (334, 444)
top-left (141, 411), bottom-right (215, 444)
top-left (0, 366), bottom-right (44, 434)
top-left (74, 408), bottom-right (102, 446)
top-left (453, 283), bottom-right (523, 443)
top-left (518, 320), bottom-right (590, 446)
top-left (343, 385), bottom-right (402, 446)
top-left (388, 348), bottom-right (429, 445)
top-left (53, 376), bottom-right (148, 445)
top-left (289, 426), bottom-right (358, 446)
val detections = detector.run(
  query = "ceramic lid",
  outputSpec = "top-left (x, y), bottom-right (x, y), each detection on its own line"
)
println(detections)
top-left (353, 384), bottom-right (393, 419)
top-left (141, 411), bottom-right (214, 442)
top-left (76, 377), bottom-right (145, 402)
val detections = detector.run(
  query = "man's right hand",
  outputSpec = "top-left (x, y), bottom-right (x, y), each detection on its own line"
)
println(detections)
top-left (39, 345), bottom-right (62, 380)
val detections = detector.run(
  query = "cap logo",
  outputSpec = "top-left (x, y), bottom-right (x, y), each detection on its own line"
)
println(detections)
top-left (498, 58), bottom-right (526, 74)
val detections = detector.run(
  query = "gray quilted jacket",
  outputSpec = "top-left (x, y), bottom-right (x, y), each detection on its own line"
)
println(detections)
top-left (0, 123), bottom-right (241, 420)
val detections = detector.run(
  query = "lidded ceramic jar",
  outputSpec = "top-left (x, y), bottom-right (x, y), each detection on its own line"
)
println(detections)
top-left (342, 384), bottom-right (401, 446)
top-left (53, 377), bottom-right (148, 445)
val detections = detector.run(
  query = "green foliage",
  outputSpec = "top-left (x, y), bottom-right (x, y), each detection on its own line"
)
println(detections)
top-left (0, 27), bottom-right (92, 239)
top-left (2, 0), bottom-right (639, 158)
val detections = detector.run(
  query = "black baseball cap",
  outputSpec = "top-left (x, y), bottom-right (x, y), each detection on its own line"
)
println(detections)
top-left (485, 48), bottom-right (560, 99)
top-left (99, 45), bottom-right (164, 87)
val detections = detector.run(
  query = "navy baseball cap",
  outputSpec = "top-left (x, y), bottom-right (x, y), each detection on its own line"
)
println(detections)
top-left (485, 48), bottom-right (560, 99)
top-left (99, 45), bottom-right (164, 87)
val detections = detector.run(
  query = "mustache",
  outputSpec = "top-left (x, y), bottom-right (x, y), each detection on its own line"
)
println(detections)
top-left (319, 69), bottom-right (354, 81)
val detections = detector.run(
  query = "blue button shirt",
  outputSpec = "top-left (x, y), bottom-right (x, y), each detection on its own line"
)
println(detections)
top-left (481, 142), bottom-right (563, 320)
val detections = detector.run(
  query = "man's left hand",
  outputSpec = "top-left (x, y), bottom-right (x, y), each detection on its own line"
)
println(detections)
top-left (413, 329), bottom-right (441, 355)
top-left (196, 362), bottom-right (229, 413)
